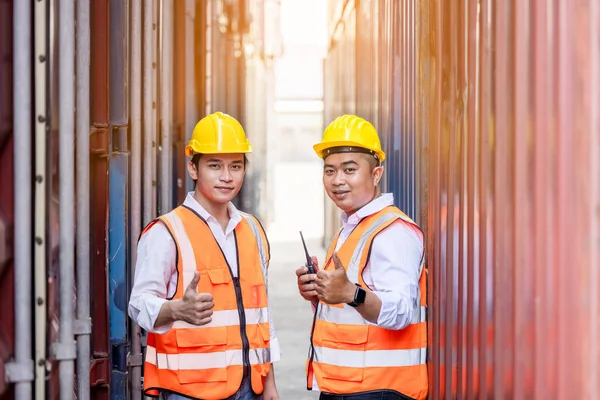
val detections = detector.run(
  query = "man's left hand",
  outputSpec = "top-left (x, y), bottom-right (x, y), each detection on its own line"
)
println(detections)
top-left (315, 252), bottom-right (356, 304)
top-left (262, 382), bottom-right (280, 400)
top-left (262, 367), bottom-right (279, 400)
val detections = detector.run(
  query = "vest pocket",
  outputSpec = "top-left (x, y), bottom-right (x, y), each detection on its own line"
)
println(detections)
top-left (205, 267), bottom-right (234, 307)
top-left (322, 366), bottom-right (365, 383)
top-left (250, 323), bottom-right (271, 377)
top-left (175, 327), bottom-right (228, 383)
top-left (255, 321), bottom-right (270, 346)
top-left (322, 323), bottom-right (369, 347)
top-left (246, 322), bottom-right (270, 356)
top-left (242, 272), bottom-right (267, 308)
top-left (249, 284), bottom-right (267, 307)
top-left (205, 267), bottom-right (229, 284)
top-left (320, 324), bottom-right (368, 382)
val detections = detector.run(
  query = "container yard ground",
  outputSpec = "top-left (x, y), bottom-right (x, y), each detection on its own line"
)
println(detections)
top-left (267, 239), bottom-right (323, 400)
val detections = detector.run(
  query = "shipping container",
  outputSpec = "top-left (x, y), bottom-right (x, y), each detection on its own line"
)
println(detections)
top-left (1, 0), bottom-right (274, 398)
top-left (324, 0), bottom-right (600, 399)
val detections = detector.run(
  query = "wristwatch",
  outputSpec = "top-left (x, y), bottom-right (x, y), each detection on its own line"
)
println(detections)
top-left (347, 283), bottom-right (366, 307)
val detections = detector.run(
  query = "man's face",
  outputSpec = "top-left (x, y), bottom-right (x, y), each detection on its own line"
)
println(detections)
top-left (188, 153), bottom-right (246, 204)
top-left (322, 152), bottom-right (383, 215)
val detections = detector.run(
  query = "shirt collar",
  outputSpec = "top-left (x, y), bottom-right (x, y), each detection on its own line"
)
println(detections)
top-left (342, 193), bottom-right (395, 226)
top-left (183, 192), bottom-right (242, 233)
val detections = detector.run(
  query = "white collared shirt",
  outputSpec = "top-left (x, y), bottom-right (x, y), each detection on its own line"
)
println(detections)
top-left (336, 193), bottom-right (424, 330)
top-left (128, 192), bottom-right (280, 362)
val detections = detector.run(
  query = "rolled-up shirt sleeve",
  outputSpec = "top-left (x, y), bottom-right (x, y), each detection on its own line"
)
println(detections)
top-left (128, 222), bottom-right (177, 334)
top-left (366, 221), bottom-right (424, 330)
top-left (267, 306), bottom-right (281, 363)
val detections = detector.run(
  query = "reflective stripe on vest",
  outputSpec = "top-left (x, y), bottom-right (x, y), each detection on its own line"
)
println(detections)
top-left (308, 206), bottom-right (428, 400)
top-left (141, 206), bottom-right (271, 400)
top-left (145, 345), bottom-right (271, 370)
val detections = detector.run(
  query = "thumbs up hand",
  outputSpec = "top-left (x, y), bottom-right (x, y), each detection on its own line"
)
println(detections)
top-left (315, 252), bottom-right (356, 305)
top-left (172, 271), bottom-right (215, 326)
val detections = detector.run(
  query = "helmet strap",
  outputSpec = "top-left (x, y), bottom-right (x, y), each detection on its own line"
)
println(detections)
top-left (322, 146), bottom-right (381, 165)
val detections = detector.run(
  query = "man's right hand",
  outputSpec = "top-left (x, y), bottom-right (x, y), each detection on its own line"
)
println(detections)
top-left (171, 271), bottom-right (214, 325)
top-left (295, 255), bottom-right (319, 303)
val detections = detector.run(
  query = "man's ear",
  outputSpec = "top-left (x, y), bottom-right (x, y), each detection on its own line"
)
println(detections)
top-left (373, 165), bottom-right (384, 186)
top-left (187, 160), bottom-right (198, 180)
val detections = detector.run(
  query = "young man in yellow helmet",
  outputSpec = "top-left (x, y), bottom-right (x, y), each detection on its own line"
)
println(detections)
top-left (129, 112), bottom-right (280, 400)
top-left (295, 115), bottom-right (428, 400)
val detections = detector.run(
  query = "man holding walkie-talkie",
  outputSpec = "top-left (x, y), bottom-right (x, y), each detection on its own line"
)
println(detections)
top-left (295, 115), bottom-right (428, 400)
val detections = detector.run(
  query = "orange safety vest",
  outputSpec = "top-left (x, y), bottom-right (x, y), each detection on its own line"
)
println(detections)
top-left (307, 205), bottom-right (428, 400)
top-left (141, 205), bottom-right (272, 400)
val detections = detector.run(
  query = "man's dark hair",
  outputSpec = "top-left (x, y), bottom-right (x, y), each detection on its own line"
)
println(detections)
top-left (362, 153), bottom-right (381, 171)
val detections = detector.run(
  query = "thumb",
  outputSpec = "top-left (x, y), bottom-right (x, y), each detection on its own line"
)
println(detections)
top-left (332, 252), bottom-right (345, 271)
top-left (186, 271), bottom-right (201, 293)
top-left (310, 256), bottom-right (320, 271)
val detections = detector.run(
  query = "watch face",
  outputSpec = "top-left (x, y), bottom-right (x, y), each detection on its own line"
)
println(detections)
top-left (356, 287), bottom-right (366, 304)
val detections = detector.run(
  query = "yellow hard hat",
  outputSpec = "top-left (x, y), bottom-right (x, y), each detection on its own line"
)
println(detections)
top-left (313, 114), bottom-right (386, 162)
top-left (185, 112), bottom-right (252, 157)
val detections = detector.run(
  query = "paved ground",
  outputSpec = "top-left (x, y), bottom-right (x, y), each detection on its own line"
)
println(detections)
top-left (267, 239), bottom-right (323, 400)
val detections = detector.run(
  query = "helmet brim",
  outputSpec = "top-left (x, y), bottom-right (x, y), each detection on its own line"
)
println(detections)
top-left (313, 140), bottom-right (386, 162)
top-left (185, 145), bottom-right (253, 157)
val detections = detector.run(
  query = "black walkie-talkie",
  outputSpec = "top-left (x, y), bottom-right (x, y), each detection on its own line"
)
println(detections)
top-left (299, 231), bottom-right (316, 274)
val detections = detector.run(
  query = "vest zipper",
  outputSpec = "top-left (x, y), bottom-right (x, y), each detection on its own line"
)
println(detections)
top-left (233, 275), bottom-right (251, 376)
top-left (232, 232), bottom-right (251, 378)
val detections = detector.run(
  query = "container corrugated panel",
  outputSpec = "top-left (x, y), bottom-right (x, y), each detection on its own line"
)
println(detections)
top-left (46, 0), bottom-right (62, 397)
top-left (323, 0), bottom-right (357, 243)
top-left (108, 1), bottom-right (130, 397)
top-left (173, 1), bottom-right (187, 206)
top-left (39, 1), bottom-right (112, 399)
top-left (89, 0), bottom-right (111, 398)
top-left (384, 0), bottom-right (419, 221)
top-left (323, 0), bottom-right (422, 246)
top-left (355, 0), bottom-right (378, 127)
top-left (325, 0), bottom-right (600, 398)
top-left (0, 1), bottom-right (14, 398)
top-left (419, 0), bottom-right (600, 398)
